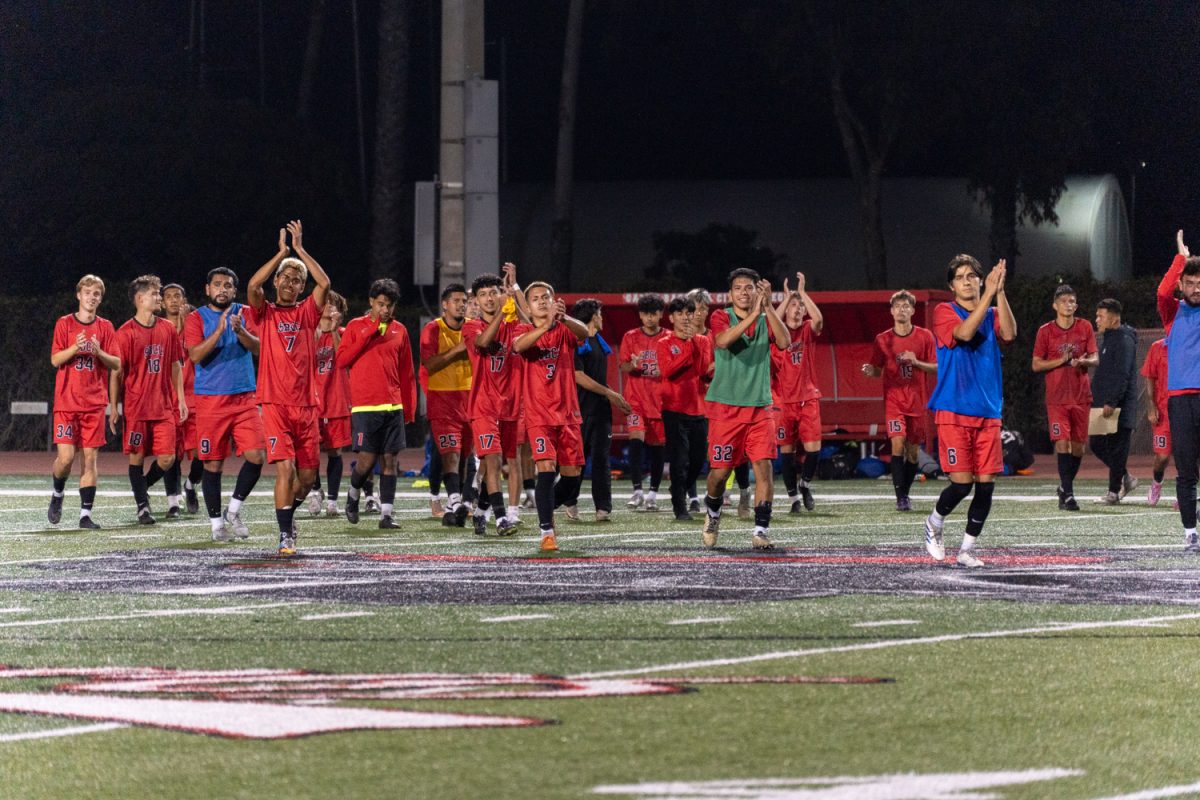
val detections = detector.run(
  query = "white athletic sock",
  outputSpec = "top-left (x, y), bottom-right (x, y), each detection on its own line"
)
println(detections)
top-left (787, 493), bottom-right (799, 502)
top-left (448, 492), bottom-right (462, 509)
top-left (228, 497), bottom-right (243, 515)
top-left (930, 509), bottom-right (945, 525)
top-left (168, 494), bottom-right (181, 509)
top-left (211, 518), bottom-right (225, 534)
top-left (80, 508), bottom-right (92, 519)
top-left (1186, 527), bottom-right (1197, 538)
top-left (507, 505), bottom-right (520, 519)
top-left (960, 533), bottom-right (978, 553)
top-left (646, 490), bottom-right (657, 502)
top-left (381, 503), bottom-right (393, 516)
top-left (754, 525), bottom-right (767, 536)
top-left (429, 493), bottom-right (440, 504)
top-left (184, 478), bottom-right (194, 491)
top-left (52, 490), bottom-right (64, 498)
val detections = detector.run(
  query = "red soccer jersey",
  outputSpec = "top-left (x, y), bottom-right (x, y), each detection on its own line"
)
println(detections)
top-left (656, 332), bottom-right (710, 416)
top-left (463, 316), bottom-right (522, 421)
top-left (1033, 318), bottom-right (1096, 406)
top-left (52, 313), bottom-right (117, 413)
top-left (168, 324), bottom-right (196, 407)
top-left (315, 328), bottom-right (352, 419)
top-left (619, 326), bottom-right (664, 418)
top-left (516, 322), bottom-right (582, 427)
top-left (244, 295), bottom-right (321, 407)
top-left (1141, 338), bottom-right (1168, 417)
top-left (115, 317), bottom-right (184, 422)
top-left (335, 315), bottom-right (417, 421)
top-left (932, 303), bottom-right (1002, 348)
top-left (870, 325), bottom-right (937, 415)
top-left (770, 320), bottom-right (821, 403)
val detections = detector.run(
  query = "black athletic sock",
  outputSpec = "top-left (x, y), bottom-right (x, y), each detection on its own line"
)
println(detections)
top-left (704, 493), bottom-right (723, 518)
top-left (903, 460), bottom-right (919, 496)
top-left (363, 475), bottom-right (375, 496)
top-left (428, 453), bottom-right (443, 496)
top-left (523, 476), bottom-right (536, 491)
top-left (128, 465), bottom-right (150, 510)
top-left (188, 458), bottom-right (204, 487)
top-left (1154, 466), bottom-right (1166, 483)
top-left (891, 457), bottom-right (906, 500)
top-left (79, 486), bottom-right (96, 511)
top-left (144, 462), bottom-right (165, 488)
top-left (783, 455), bottom-right (799, 497)
top-left (560, 473), bottom-right (583, 507)
top-left (1057, 453), bottom-right (1073, 495)
top-left (327, 455), bottom-right (343, 500)
top-left (801, 451), bottom-right (820, 484)
top-left (312, 473), bottom-right (322, 493)
top-left (649, 445), bottom-right (665, 492)
top-left (275, 506), bottom-right (294, 535)
top-left (202, 470), bottom-right (223, 518)
top-left (477, 492), bottom-right (490, 513)
top-left (462, 458), bottom-right (478, 503)
top-left (349, 467), bottom-right (367, 498)
top-left (488, 491), bottom-right (505, 518)
top-left (164, 462), bottom-right (181, 499)
top-left (380, 474), bottom-right (397, 505)
top-left (1069, 455), bottom-right (1082, 485)
top-left (965, 482), bottom-right (995, 537)
top-left (52, 475), bottom-right (67, 494)
top-left (734, 462), bottom-right (750, 491)
top-left (536, 471), bottom-right (556, 531)
top-left (754, 501), bottom-right (772, 530)
top-left (232, 461), bottom-right (262, 501)
top-left (444, 471), bottom-right (462, 502)
top-left (935, 481), bottom-right (973, 517)
top-left (628, 439), bottom-right (644, 489)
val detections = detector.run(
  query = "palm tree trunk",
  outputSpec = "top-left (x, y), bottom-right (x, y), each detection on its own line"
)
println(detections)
top-left (550, 0), bottom-right (586, 290)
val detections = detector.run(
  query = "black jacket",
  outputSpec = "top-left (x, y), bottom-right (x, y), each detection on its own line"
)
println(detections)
top-left (1092, 323), bottom-right (1138, 430)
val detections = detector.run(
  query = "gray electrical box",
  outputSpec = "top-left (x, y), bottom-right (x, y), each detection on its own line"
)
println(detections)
top-left (414, 181), bottom-right (437, 286)
top-left (464, 79), bottom-right (499, 138)
top-left (465, 192), bottom-right (499, 283)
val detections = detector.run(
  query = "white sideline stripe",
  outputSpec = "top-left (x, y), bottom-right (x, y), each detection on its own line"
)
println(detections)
top-left (0, 608), bottom-right (31, 614)
top-left (0, 722), bottom-right (127, 742)
top-left (479, 614), bottom-right (554, 623)
top-left (666, 617), bottom-right (734, 626)
top-left (853, 619), bottom-right (921, 628)
top-left (153, 579), bottom-right (379, 596)
top-left (0, 602), bottom-right (300, 629)
top-left (1090, 781), bottom-right (1200, 800)
top-left (575, 611), bottom-right (1200, 679)
top-left (300, 611), bottom-right (376, 621)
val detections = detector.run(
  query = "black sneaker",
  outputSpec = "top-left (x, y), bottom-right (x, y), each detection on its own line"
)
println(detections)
top-left (688, 498), bottom-right (701, 513)
top-left (137, 506), bottom-right (156, 525)
top-left (472, 513), bottom-right (488, 536)
top-left (379, 515), bottom-right (399, 529)
top-left (185, 485), bottom-right (199, 514)
top-left (345, 495), bottom-right (360, 524)
top-left (800, 485), bottom-right (815, 511)
top-left (166, 506), bottom-right (181, 520)
top-left (789, 499), bottom-right (802, 515)
top-left (453, 503), bottom-right (469, 527)
top-left (1062, 493), bottom-right (1080, 512)
top-left (441, 509), bottom-right (460, 528)
top-left (1056, 486), bottom-right (1067, 510)
top-left (47, 494), bottom-right (63, 524)
top-left (78, 516), bottom-right (101, 530)
top-left (674, 511), bottom-right (694, 522)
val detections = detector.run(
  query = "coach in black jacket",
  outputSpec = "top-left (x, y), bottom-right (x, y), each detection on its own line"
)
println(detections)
top-left (1089, 298), bottom-right (1139, 504)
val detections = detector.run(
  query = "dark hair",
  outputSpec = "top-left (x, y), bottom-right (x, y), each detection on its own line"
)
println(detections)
top-left (1053, 284), bottom-right (1076, 300)
top-left (571, 298), bottom-right (602, 324)
top-left (946, 254), bottom-right (984, 284)
top-left (206, 267), bottom-right (238, 287)
top-left (1097, 298), bottom-right (1123, 316)
top-left (1184, 257), bottom-right (1200, 277)
top-left (666, 297), bottom-right (696, 315)
top-left (162, 283), bottom-right (186, 297)
top-left (727, 268), bottom-right (760, 286)
top-left (636, 294), bottom-right (665, 314)
top-left (441, 283), bottom-right (467, 301)
top-left (470, 273), bottom-right (503, 295)
top-left (890, 290), bottom-right (916, 308)
top-left (128, 274), bottom-right (161, 302)
top-left (368, 278), bottom-right (401, 303)
top-left (326, 290), bottom-right (348, 317)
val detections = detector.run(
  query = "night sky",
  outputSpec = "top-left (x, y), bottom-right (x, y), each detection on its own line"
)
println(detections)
top-left (3, 1), bottom-right (1199, 296)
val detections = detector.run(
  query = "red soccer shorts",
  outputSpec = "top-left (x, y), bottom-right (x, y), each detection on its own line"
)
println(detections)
top-left (319, 416), bottom-right (351, 450)
top-left (1152, 419), bottom-right (1172, 456)
top-left (625, 411), bottom-right (665, 445)
top-left (1047, 403), bottom-right (1089, 444)
top-left (53, 409), bottom-right (107, 449)
top-left (936, 416), bottom-right (1002, 475)
top-left (175, 409), bottom-right (198, 458)
top-left (124, 418), bottom-right (177, 456)
top-left (196, 393), bottom-right (266, 461)
top-left (430, 416), bottom-right (473, 456)
top-left (884, 401), bottom-right (927, 445)
top-left (775, 400), bottom-right (822, 446)
top-left (708, 403), bottom-right (777, 468)
top-left (526, 423), bottom-right (584, 467)
top-left (471, 417), bottom-right (520, 459)
top-left (261, 403), bottom-right (320, 469)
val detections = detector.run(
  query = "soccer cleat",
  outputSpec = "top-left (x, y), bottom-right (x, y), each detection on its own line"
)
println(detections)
top-left (364, 494), bottom-right (381, 514)
top-left (1061, 494), bottom-right (1080, 511)
top-left (277, 532), bottom-right (297, 556)
top-left (496, 516), bottom-right (519, 536)
top-left (222, 508), bottom-right (249, 539)
top-left (137, 507), bottom-right (156, 525)
top-left (345, 495), bottom-right (360, 524)
top-left (1119, 473), bottom-right (1139, 501)
top-left (1185, 532), bottom-right (1200, 552)
top-left (645, 497), bottom-right (659, 512)
top-left (521, 490), bottom-right (536, 510)
top-left (1148, 481), bottom-right (1163, 507)
top-left (306, 488), bottom-right (323, 516)
top-left (923, 514), bottom-right (945, 561)
top-left (674, 511), bottom-right (694, 522)
top-left (701, 514), bottom-right (720, 548)
top-left (595, 509), bottom-right (611, 522)
top-left (78, 516), bottom-right (101, 530)
top-left (1056, 486), bottom-right (1067, 510)
top-left (166, 505), bottom-right (181, 520)
top-left (472, 512), bottom-right (488, 536)
top-left (751, 531), bottom-right (775, 551)
top-left (896, 497), bottom-right (913, 512)
top-left (737, 493), bottom-right (751, 519)
top-left (211, 525), bottom-right (232, 543)
top-left (627, 490), bottom-right (644, 510)
top-left (956, 550), bottom-right (984, 568)
top-left (800, 484), bottom-right (815, 511)
top-left (430, 497), bottom-right (445, 519)
top-left (379, 515), bottom-right (399, 530)
top-left (689, 497), bottom-right (701, 513)
top-left (789, 499), bottom-right (802, 515)
top-left (1097, 491), bottom-right (1119, 505)
top-left (564, 505), bottom-right (581, 521)
top-left (540, 531), bottom-right (558, 552)
top-left (185, 484), bottom-right (200, 515)
top-left (324, 499), bottom-right (340, 517)
top-left (47, 494), bottom-right (63, 524)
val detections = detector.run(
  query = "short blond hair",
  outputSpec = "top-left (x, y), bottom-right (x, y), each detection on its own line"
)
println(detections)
top-left (76, 274), bottom-right (105, 295)
top-left (276, 257), bottom-right (308, 284)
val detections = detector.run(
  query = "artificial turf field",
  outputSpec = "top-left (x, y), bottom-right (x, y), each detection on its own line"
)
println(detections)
top-left (3, 473), bottom-right (1200, 799)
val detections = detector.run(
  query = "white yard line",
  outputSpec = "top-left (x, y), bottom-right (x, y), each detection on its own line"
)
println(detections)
top-left (666, 617), bottom-right (734, 626)
top-left (0, 722), bottom-right (127, 742)
top-left (1089, 781), bottom-right (1200, 800)
top-left (0, 601), bottom-right (302, 629)
top-left (300, 611), bottom-right (376, 621)
top-left (479, 613), bottom-right (554, 623)
top-left (576, 611), bottom-right (1200, 679)
top-left (853, 619), bottom-right (921, 628)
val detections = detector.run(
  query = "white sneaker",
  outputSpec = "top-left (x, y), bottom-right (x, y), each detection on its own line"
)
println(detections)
top-left (521, 490), bottom-right (536, 510)
top-left (365, 494), bottom-right (381, 513)
top-left (324, 499), bottom-right (340, 517)
top-left (923, 514), bottom-right (945, 561)
top-left (751, 530), bottom-right (774, 550)
top-left (627, 490), bottom-right (644, 510)
top-left (1185, 532), bottom-right (1200, 552)
top-left (222, 508), bottom-right (250, 539)
top-left (564, 505), bottom-right (580, 521)
top-left (595, 509), bottom-right (611, 522)
top-left (645, 492), bottom-right (659, 512)
top-left (211, 525), bottom-right (232, 543)
top-left (956, 550), bottom-right (984, 568)
top-left (1119, 473), bottom-right (1139, 500)
top-left (306, 488), bottom-right (324, 516)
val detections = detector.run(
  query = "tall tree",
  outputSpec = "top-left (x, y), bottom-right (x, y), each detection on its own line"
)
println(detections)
top-left (550, 0), bottom-right (586, 290)
top-left (370, 0), bottom-right (412, 280)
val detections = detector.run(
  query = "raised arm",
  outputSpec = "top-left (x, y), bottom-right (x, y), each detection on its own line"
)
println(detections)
top-left (794, 272), bottom-right (823, 335)
top-left (247, 227), bottom-right (290, 310)
top-left (188, 307), bottom-right (231, 364)
top-left (473, 306), bottom-right (507, 351)
top-left (760, 280), bottom-right (791, 349)
top-left (1159, 231), bottom-right (1189, 329)
top-left (713, 298), bottom-right (762, 350)
top-left (286, 220), bottom-right (330, 309)
top-left (336, 320), bottom-right (374, 369)
top-left (574, 368), bottom-right (632, 414)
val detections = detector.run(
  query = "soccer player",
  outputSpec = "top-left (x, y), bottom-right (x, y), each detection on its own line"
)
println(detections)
top-left (701, 270), bottom-right (790, 549)
top-left (185, 266), bottom-right (266, 542)
top-left (163, 283), bottom-right (200, 517)
top-left (1089, 298), bottom-right (1139, 505)
top-left (770, 272), bottom-right (825, 513)
top-left (1159, 230), bottom-right (1200, 549)
top-left (862, 289), bottom-right (937, 512)
top-left (1141, 337), bottom-right (1173, 507)
top-left (923, 255), bottom-right (1016, 568)
top-left (337, 278), bottom-right (416, 529)
top-left (463, 268), bottom-right (525, 534)
top-left (110, 275), bottom-right (187, 524)
top-left (513, 281), bottom-right (589, 552)
top-left (48, 274), bottom-right (121, 529)
top-left (1031, 285), bottom-right (1097, 512)
top-left (421, 283), bottom-right (475, 527)
top-left (659, 297), bottom-right (714, 522)
top-left (245, 220), bottom-right (331, 555)
top-left (308, 291), bottom-right (351, 517)
top-left (619, 295), bottom-right (666, 512)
